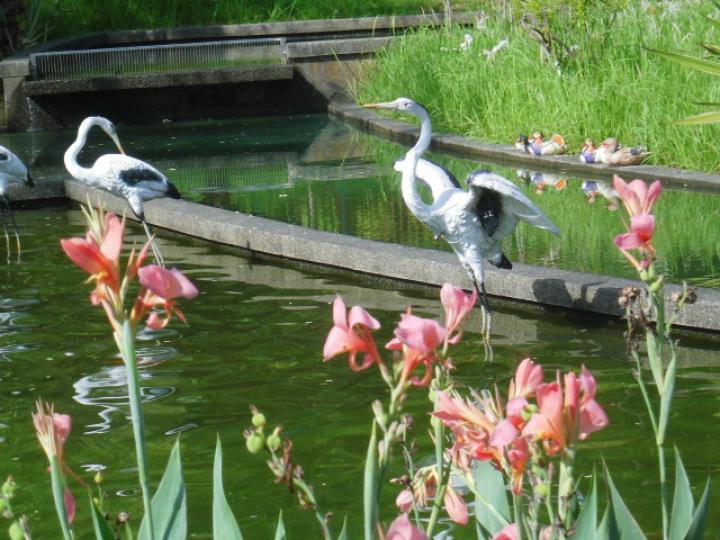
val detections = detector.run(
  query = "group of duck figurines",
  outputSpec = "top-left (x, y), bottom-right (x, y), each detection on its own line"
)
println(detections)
top-left (515, 132), bottom-right (650, 166)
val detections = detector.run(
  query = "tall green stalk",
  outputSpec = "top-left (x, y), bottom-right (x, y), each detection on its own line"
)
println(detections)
top-left (49, 456), bottom-right (73, 540)
top-left (120, 320), bottom-right (156, 540)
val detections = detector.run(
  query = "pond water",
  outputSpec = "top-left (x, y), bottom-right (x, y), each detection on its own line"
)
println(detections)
top-left (4, 113), bottom-right (720, 289)
top-left (1, 206), bottom-right (719, 538)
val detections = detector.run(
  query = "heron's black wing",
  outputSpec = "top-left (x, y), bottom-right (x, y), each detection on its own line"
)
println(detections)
top-left (119, 166), bottom-right (165, 186)
top-left (473, 188), bottom-right (502, 237)
top-left (0, 152), bottom-right (9, 162)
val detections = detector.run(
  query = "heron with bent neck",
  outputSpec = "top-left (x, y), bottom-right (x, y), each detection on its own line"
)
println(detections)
top-left (364, 97), bottom-right (560, 337)
top-left (64, 116), bottom-right (181, 267)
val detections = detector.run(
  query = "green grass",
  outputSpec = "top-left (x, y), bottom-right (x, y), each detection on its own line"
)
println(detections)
top-left (356, 2), bottom-right (720, 171)
top-left (36, 0), bottom-right (450, 39)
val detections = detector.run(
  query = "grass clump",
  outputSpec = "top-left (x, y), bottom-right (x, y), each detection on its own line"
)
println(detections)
top-left (356, 1), bottom-right (720, 171)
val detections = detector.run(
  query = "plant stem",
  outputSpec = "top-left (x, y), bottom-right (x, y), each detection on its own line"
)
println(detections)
top-left (513, 492), bottom-right (524, 540)
top-left (49, 456), bottom-right (72, 540)
top-left (293, 477), bottom-right (332, 540)
top-left (658, 444), bottom-right (668, 540)
top-left (120, 321), bottom-right (155, 540)
top-left (425, 458), bottom-right (452, 538)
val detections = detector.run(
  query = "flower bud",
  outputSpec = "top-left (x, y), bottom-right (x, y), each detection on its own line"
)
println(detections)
top-left (245, 432), bottom-right (265, 454)
top-left (8, 521), bottom-right (24, 540)
top-left (521, 403), bottom-right (538, 422)
top-left (2, 478), bottom-right (16, 498)
top-left (94, 471), bottom-right (104, 485)
top-left (648, 276), bottom-right (664, 293)
top-left (266, 427), bottom-right (283, 452)
top-left (533, 483), bottom-right (549, 498)
top-left (251, 412), bottom-right (267, 429)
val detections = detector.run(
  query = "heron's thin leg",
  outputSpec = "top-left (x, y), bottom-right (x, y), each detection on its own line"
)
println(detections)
top-left (473, 279), bottom-right (493, 349)
top-left (142, 219), bottom-right (165, 268)
top-left (0, 198), bottom-right (11, 263)
top-left (5, 197), bottom-right (22, 261)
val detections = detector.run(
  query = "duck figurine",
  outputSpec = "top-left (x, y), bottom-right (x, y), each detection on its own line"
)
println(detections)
top-left (579, 138), bottom-right (597, 163)
top-left (515, 133), bottom-right (531, 153)
top-left (528, 132), bottom-right (568, 156)
top-left (595, 137), bottom-right (650, 165)
top-left (531, 172), bottom-right (567, 194)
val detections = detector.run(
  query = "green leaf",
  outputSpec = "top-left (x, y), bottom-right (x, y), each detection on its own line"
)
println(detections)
top-left (574, 474), bottom-right (598, 540)
top-left (596, 505), bottom-right (615, 540)
top-left (363, 421), bottom-right (379, 540)
top-left (336, 516), bottom-right (349, 540)
top-left (669, 450), bottom-right (693, 540)
top-left (138, 439), bottom-right (187, 540)
top-left (90, 497), bottom-right (115, 540)
top-left (674, 110), bottom-right (720, 125)
top-left (213, 436), bottom-right (243, 540)
top-left (274, 510), bottom-right (287, 540)
top-left (473, 460), bottom-right (510, 536)
top-left (685, 479), bottom-right (711, 540)
top-left (701, 43), bottom-right (720, 56)
top-left (604, 466), bottom-right (647, 539)
top-left (657, 355), bottom-right (676, 443)
top-left (648, 47), bottom-right (720, 77)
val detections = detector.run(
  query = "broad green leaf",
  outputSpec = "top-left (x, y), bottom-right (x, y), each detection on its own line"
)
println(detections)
top-left (336, 516), bottom-right (349, 540)
top-left (574, 474), bottom-right (598, 540)
top-left (213, 436), bottom-right (243, 540)
top-left (90, 497), bottom-right (115, 540)
top-left (669, 451), bottom-right (693, 540)
top-left (596, 505), bottom-right (612, 540)
top-left (363, 421), bottom-right (379, 540)
top-left (604, 466), bottom-right (647, 539)
top-left (702, 43), bottom-right (720, 56)
top-left (657, 356), bottom-right (676, 443)
top-left (138, 439), bottom-right (187, 540)
top-left (645, 332), bottom-right (663, 391)
top-left (648, 47), bottom-right (720, 77)
top-left (274, 510), bottom-right (287, 540)
top-left (674, 110), bottom-right (720, 126)
top-left (685, 479), bottom-right (711, 540)
top-left (473, 461), bottom-right (510, 536)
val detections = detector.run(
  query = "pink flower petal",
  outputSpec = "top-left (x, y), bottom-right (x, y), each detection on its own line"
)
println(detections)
top-left (332, 295), bottom-right (347, 328)
top-left (444, 487), bottom-right (468, 525)
top-left (100, 213), bottom-right (124, 262)
top-left (396, 489), bottom-right (414, 512)
top-left (489, 418), bottom-right (519, 447)
top-left (348, 305), bottom-right (380, 330)
top-left (139, 266), bottom-right (198, 299)
top-left (64, 487), bottom-right (76, 524)
top-left (493, 523), bottom-right (519, 540)
top-left (614, 232), bottom-right (642, 250)
top-left (386, 514), bottom-right (428, 540)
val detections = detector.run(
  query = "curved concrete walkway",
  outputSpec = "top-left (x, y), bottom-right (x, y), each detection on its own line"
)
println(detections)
top-left (53, 180), bottom-right (720, 333)
top-left (328, 99), bottom-right (720, 190)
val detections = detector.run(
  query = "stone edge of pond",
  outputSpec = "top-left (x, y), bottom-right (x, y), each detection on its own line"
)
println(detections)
top-left (56, 180), bottom-right (720, 333)
top-left (328, 99), bottom-right (720, 190)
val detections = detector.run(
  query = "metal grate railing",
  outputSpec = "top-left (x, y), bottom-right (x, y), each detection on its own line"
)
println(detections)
top-left (29, 38), bottom-right (287, 81)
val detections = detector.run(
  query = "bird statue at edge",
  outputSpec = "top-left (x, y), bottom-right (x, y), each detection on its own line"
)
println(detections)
top-left (0, 144), bottom-right (34, 261)
top-left (64, 116), bottom-right (181, 267)
top-left (363, 97), bottom-right (560, 340)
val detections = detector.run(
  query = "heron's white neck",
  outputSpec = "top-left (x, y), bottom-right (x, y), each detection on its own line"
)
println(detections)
top-left (64, 118), bottom-right (99, 184)
top-left (410, 107), bottom-right (432, 157)
top-left (400, 149), bottom-right (431, 219)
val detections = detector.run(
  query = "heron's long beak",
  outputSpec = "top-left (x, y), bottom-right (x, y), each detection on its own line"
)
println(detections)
top-left (112, 135), bottom-right (126, 155)
top-left (363, 101), bottom-right (398, 110)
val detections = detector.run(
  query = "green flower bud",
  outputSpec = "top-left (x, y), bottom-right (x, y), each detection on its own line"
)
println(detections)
top-left (266, 428), bottom-right (282, 452)
top-left (2, 478), bottom-right (16, 498)
top-left (534, 483), bottom-right (549, 498)
top-left (245, 432), bottom-right (265, 454)
top-left (251, 412), bottom-right (267, 429)
top-left (8, 521), bottom-right (24, 540)
top-left (94, 471), bottom-right (104, 485)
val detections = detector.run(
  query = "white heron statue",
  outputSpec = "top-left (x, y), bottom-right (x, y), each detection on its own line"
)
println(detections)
top-left (0, 144), bottom-right (34, 260)
top-left (64, 116), bottom-right (181, 266)
top-left (364, 97), bottom-right (560, 336)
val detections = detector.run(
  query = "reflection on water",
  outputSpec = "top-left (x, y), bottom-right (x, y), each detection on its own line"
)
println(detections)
top-left (0, 207), bottom-right (718, 537)
top-left (2, 113), bottom-right (717, 287)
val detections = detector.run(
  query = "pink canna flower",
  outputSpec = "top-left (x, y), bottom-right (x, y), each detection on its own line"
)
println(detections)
top-left (386, 514), bottom-right (428, 540)
top-left (32, 401), bottom-right (72, 465)
top-left (444, 484), bottom-right (469, 525)
top-left (440, 283), bottom-right (477, 344)
top-left (614, 213), bottom-right (657, 271)
top-left (613, 176), bottom-right (662, 217)
top-left (508, 358), bottom-right (543, 399)
top-left (522, 366), bottom-right (608, 454)
top-left (493, 523), bottom-right (519, 540)
top-left (322, 295), bottom-right (382, 371)
top-left (396, 488), bottom-right (414, 512)
top-left (387, 312), bottom-right (448, 386)
top-left (133, 265), bottom-right (199, 329)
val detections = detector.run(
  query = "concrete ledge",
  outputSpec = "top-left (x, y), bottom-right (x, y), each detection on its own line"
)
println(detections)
top-left (329, 100), bottom-right (720, 190)
top-left (287, 37), bottom-right (393, 60)
top-left (60, 180), bottom-right (720, 332)
top-left (23, 65), bottom-right (294, 95)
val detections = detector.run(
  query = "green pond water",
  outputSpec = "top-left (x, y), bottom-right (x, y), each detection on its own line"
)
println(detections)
top-left (0, 115), bottom-right (718, 537)
top-left (1, 206), bottom-right (719, 538)
top-left (5, 113), bottom-right (720, 288)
